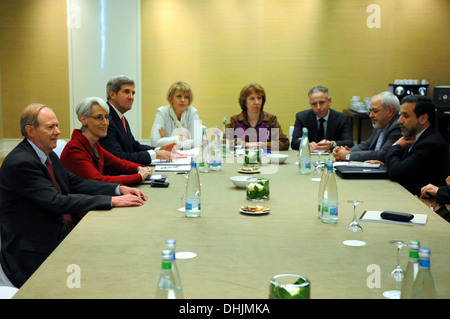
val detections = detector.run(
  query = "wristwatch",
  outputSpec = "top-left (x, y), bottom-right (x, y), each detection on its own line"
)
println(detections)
top-left (345, 153), bottom-right (351, 161)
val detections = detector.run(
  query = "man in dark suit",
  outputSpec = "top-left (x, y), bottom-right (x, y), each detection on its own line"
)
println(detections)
top-left (0, 104), bottom-right (147, 288)
top-left (99, 75), bottom-right (175, 165)
top-left (291, 86), bottom-right (353, 151)
top-left (386, 95), bottom-right (448, 196)
top-left (333, 92), bottom-right (402, 162)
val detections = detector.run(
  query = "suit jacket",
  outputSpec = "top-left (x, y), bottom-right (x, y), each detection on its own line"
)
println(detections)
top-left (291, 109), bottom-right (353, 150)
top-left (61, 129), bottom-right (143, 185)
top-left (0, 139), bottom-right (118, 287)
top-left (349, 114), bottom-right (402, 162)
top-left (226, 111), bottom-right (290, 150)
top-left (386, 126), bottom-right (449, 196)
top-left (99, 102), bottom-right (155, 165)
top-left (436, 185), bottom-right (450, 204)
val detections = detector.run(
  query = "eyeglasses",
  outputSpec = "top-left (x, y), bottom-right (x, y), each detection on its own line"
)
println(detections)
top-left (88, 115), bottom-right (112, 121)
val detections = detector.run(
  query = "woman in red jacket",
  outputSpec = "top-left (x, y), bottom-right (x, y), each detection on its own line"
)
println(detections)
top-left (61, 97), bottom-right (153, 185)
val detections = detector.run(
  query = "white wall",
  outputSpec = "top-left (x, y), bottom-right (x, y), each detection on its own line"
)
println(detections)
top-left (66, 0), bottom-right (142, 138)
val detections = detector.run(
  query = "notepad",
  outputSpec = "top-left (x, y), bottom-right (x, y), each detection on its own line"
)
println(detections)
top-left (359, 210), bottom-right (427, 226)
top-left (154, 165), bottom-right (191, 172)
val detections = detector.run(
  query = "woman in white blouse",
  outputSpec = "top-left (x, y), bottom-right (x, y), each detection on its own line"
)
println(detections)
top-left (150, 81), bottom-right (201, 150)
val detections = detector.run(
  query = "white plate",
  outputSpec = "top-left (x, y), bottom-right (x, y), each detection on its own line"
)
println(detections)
top-left (239, 207), bottom-right (270, 215)
top-left (238, 167), bottom-right (260, 174)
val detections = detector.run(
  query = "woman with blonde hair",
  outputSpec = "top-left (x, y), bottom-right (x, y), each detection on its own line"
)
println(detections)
top-left (150, 81), bottom-right (201, 150)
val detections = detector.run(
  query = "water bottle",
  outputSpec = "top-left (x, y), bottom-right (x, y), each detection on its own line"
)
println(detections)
top-left (199, 127), bottom-right (210, 173)
top-left (209, 125), bottom-right (222, 171)
top-left (400, 240), bottom-right (420, 299)
top-left (185, 156), bottom-right (201, 217)
top-left (411, 248), bottom-right (437, 299)
top-left (165, 239), bottom-right (183, 298)
top-left (298, 127), bottom-right (311, 174)
top-left (317, 161), bottom-right (328, 219)
top-left (222, 117), bottom-right (228, 157)
top-left (321, 163), bottom-right (338, 224)
top-left (155, 249), bottom-right (183, 299)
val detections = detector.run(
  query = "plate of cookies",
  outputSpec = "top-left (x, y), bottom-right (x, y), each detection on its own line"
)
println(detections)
top-left (238, 167), bottom-right (260, 174)
top-left (239, 205), bottom-right (270, 215)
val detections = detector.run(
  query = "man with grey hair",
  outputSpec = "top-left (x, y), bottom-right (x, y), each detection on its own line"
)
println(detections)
top-left (99, 75), bottom-right (175, 165)
top-left (333, 92), bottom-right (402, 162)
top-left (291, 86), bottom-right (353, 151)
top-left (0, 103), bottom-right (147, 287)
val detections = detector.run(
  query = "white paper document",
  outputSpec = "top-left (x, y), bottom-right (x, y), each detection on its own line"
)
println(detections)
top-left (359, 210), bottom-right (427, 226)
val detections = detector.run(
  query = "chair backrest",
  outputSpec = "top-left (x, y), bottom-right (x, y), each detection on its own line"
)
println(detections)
top-left (0, 229), bottom-right (16, 288)
top-left (0, 286), bottom-right (18, 299)
top-left (289, 126), bottom-right (294, 150)
top-left (53, 139), bottom-right (67, 158)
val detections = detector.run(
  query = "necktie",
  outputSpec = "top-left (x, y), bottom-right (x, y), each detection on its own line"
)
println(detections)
top-left (47, 156), bottom-right (80, 231)
top-left (121, 116), bottom-right (127, 133)
top-left (46, 156), bottom-right (61, 193)
top-left (318, 118), bottom-right (325, 141)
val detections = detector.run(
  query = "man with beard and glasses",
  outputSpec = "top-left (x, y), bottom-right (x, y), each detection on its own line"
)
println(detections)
top-left (333, 92), bottom-right (402, 163)
top-left (385, 95), bottom-right (448, 196)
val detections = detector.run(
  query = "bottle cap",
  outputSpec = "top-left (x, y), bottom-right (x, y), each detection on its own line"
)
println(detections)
top-left (161, 249), bottom-right (172, 258)
top-left (419, 247), bottom-right (431, 259)
top-left (166, 238), bottom-right (176, 248)
top-left (408, 240), bottom-right (420, 250)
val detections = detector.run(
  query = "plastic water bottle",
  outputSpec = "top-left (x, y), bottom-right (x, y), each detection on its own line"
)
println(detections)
top-left (209, 125), bottom-right (222, 171)
top-left (317, 161), bottom-right (328, 219)
top-left (222, 117), bottom-right (228, 157)
top-left (165, 239), bottom-right (183, 298)
top-left (400, 240), bottom-right (420, 299)
top-left (199, 127), bottom-right (210, 173)
top-left (155, 249), bottom-right (183, 299)
top-left (411, 248), bottom-right (437, 299)
top-left (321, 163), bottom-right (338, 224)
top-left (185, 156), bottom-right (201, 217)
top-left (298, 127), bottom-right (311, 174)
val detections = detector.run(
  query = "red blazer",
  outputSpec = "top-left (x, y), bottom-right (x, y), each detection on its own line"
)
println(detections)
top-left (61, 130), bottom-right (144, 185)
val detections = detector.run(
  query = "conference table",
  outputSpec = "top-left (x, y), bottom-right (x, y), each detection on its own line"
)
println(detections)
top-left (14, 151), bottom-right (450, 299)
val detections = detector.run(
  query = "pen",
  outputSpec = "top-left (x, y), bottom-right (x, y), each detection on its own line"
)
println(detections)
top-left (176, 172), bottom-right (188, 174)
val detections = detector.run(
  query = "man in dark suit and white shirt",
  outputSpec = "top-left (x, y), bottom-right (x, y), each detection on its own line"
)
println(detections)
top-left (385, 95), bottom-right (448, 196)
top-left (99, 75), bottom-right (175, 165)
top-left (333, 92), bottom-right (402, 162)
top-left (0, 103), bottom-right (147, 288)
top-left (291, 86), bottom-right (353, 152)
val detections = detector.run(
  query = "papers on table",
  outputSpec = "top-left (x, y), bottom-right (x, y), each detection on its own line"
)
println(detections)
top-left (359, 210), bottom-right (427, 226)
top-left (154, 165), bottom-right (191, 172)
top-left (151, 151), bottom-right (193, 172)
top-left (347, 161), bottom-right (380, 168)
top-left (333, 161), bottom-right (380, 168)
top-left (152, 157), bottom-right (191, 165)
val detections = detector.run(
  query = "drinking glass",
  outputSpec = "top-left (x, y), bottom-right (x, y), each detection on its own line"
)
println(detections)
top-left (269, 274), bottom-right (310, 299)
top-left (343, 200), bottom-right (366, 247)
top-left (246, 177), bottom-right (269, 202)
top-left (234, 138), bottom-right (245, 156)
top-left (383, 239), bottom-right (407, 299)
top-left (245, 148), bottom-right (260, 167)
top-left (311, 150), bottom-right (324, 181)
